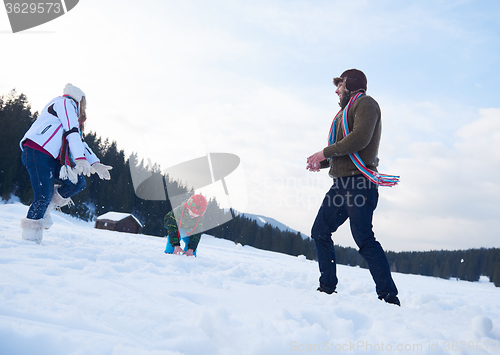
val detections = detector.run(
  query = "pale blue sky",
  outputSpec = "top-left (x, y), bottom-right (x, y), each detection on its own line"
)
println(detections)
top-left (1, 0), bottom-right (499, 251)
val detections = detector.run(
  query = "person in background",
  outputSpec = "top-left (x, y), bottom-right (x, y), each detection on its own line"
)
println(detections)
top-left (306, 69), bottom-right (400, 306)
top-left (164, 194), bottom-right (207, 257)
top-left (19, 83), bottom-right (112, 243)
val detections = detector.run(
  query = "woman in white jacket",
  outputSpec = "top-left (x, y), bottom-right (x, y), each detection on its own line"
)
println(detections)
top-left (20, 84), bottom-right (112, 243)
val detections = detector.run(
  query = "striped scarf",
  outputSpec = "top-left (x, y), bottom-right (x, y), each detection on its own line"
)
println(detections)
top-left (328, 92), bottom-right (400, 187)
top-left (59, 127), bottom-right (80, 167)
top-left (58, 126), bottom-right (81, 183)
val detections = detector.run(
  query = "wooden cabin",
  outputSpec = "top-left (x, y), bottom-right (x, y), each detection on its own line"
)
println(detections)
top-left (95, 212), bottom-right (143, 234)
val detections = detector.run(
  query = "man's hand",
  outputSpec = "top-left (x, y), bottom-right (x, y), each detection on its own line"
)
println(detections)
top-left (184, 249), bottom-right (195, 257)
top-left (173, 246), bottom-right (184, 255)
top-left (306, 150), bottom-right (326, 172)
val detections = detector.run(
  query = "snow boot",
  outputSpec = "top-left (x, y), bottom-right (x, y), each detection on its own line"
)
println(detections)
top-left (43, 186), bottom-right (74, 229)
top-left (378, 293), bottom-right (401, 306)
top-left (317, 285), bottom-right (336, 295)
top-left (21, 218), bottom-right (44, 243)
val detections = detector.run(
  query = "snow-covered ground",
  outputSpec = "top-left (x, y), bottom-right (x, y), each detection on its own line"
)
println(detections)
top-left (1, 203), bottom-right (499, 355)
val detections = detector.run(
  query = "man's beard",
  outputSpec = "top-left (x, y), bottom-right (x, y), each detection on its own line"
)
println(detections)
top-left (338, 91), bottom-right (351, 109)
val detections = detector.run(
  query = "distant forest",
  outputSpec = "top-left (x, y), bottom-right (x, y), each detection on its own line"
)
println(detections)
top-left (1, 89), bottom-right (499, 287)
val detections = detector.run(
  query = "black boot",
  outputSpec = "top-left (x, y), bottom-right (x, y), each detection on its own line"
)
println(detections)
top-left (317, 285), bottom-right (337, 295)
top-left (378, 293), bottom-right (401, 306)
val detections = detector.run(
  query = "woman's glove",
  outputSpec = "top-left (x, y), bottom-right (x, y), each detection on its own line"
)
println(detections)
top-left (92, 162), bottom-right (113, 180)
top-left (74, 159), bottom-right (92, 177)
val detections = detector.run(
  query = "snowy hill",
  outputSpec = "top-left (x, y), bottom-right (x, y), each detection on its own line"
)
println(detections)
top-left (1, 203), bottom-right (499, 355)
top-left (241, 212), bottom-right (308, 238)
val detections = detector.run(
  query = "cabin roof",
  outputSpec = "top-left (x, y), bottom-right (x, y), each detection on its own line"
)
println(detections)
top-left (96, 212), bottom-right (143, 227)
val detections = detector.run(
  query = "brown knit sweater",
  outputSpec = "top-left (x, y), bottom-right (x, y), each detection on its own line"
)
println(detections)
top-left (321, 94), bottom-right (381, 178)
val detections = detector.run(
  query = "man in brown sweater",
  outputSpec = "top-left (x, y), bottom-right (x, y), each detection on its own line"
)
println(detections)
top-left (307, 69), bottom-right (400, 306)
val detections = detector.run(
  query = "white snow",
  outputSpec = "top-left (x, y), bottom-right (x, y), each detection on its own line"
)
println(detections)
top-left (1, 203), bottom-right (499, 355)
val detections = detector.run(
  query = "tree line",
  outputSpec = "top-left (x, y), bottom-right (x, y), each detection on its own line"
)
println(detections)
top-left (333, 245), bottom-right (500, 287)
top-left (1, 89), bottom-right (499, 287)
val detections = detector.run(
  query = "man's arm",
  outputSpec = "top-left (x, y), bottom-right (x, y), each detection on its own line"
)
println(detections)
top-left (323, 96), bottom-right (380, 158)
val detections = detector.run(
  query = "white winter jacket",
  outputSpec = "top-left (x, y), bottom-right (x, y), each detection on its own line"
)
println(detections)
top-left (20, 96), bottom-right (99, 165)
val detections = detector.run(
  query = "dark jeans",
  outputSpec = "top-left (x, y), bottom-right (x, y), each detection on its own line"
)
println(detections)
top-left (21, 147), bottom-right (86, 220)
top-left (311, 175), bottom-right (398, 297)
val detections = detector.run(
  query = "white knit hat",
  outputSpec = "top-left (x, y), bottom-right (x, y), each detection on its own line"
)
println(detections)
top-left (63, 83), bottom-right (85, 103)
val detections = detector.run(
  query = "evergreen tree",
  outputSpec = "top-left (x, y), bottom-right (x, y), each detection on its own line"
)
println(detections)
top-left (270, 230), bottom-right (285, 253)
top-left (492, 262), bottom-right (500, 287)
top-left (440, 260), bottom-right (452, 280)
top-left (0, 90), bottom-right (36, 202)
